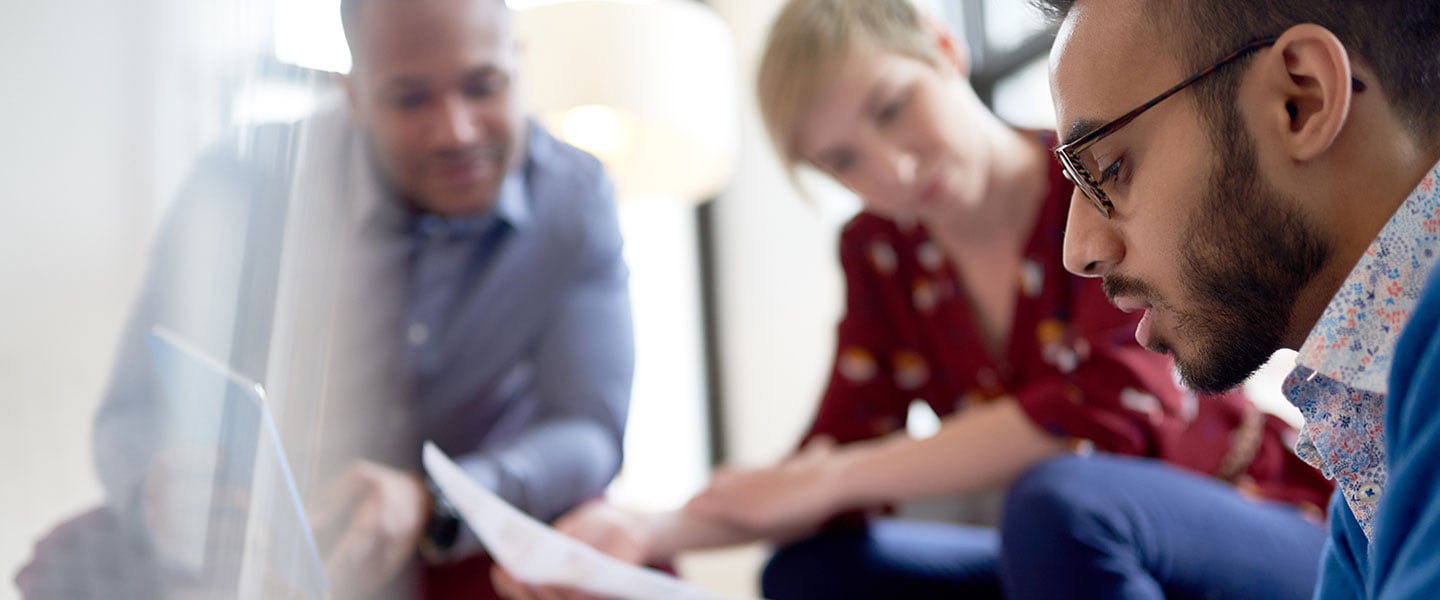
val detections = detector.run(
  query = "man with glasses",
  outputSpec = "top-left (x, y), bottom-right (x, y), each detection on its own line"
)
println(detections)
top-left (1022, 0), bottom-right (1440, 598)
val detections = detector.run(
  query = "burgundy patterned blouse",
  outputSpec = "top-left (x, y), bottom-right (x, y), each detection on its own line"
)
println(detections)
top-left (803, 159), bottom-right (1333, 511)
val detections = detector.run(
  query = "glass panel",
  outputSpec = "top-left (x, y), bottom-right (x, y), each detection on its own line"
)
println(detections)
top-left (7, 0), bottom-right (715, 596)
top-left (5, 0), bottom-right (285, 595)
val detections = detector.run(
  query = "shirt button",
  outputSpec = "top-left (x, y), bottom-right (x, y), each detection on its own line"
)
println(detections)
top-left (408, 323), bottom-right (431, 346)
top-left (1358, 482), bottom-right (1383, 504)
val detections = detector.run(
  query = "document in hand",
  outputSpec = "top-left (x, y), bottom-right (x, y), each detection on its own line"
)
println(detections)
top-left (422, 442), bottom-right (748, 600)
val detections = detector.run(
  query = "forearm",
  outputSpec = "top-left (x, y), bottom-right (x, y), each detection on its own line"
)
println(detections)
top-left (459, 418), bottom-right (622, 523)
top-left (642, 510), bottom-right (765, 563)
top-left (829, 398), bottom-right (1066, 508)
top-left (476, 218), bottom-right (631, 521)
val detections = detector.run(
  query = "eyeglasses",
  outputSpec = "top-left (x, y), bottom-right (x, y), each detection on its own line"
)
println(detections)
top-left (1054, 37), bottom-right (1279, 218)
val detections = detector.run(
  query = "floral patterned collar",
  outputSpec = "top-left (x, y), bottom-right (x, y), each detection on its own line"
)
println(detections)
top-left (1283, 161), bottom-right (1440, 538)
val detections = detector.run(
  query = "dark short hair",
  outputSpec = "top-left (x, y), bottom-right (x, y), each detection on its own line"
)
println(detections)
top-left (1034, 0), bottom-right (1440, 147)
top-left (340, 0), bottom-right (507, 65)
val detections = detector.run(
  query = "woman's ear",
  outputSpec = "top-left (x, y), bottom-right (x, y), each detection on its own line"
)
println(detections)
top-left (1250, 23), bottom-right (1355, 162)
top-left (924, 17), bottom-right (970, 78)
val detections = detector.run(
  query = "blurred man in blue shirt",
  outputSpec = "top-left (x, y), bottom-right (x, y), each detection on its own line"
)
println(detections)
top-left (85, 0), bottom-right (634, 597)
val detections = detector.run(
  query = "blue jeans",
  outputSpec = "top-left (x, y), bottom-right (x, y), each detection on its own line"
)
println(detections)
top-left (762, 518), bottom-right (1003, 599)
top-left (999, 454), bottom-right (1326, 600)
top-left (762, 455), bottom-right (1326, 600)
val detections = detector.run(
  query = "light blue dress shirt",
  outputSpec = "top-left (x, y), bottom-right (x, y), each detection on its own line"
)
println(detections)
top-left (398, 123), bottom-right (635, 525)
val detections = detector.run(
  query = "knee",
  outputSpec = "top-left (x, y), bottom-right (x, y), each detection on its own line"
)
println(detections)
top-left (760, 539), bottom-right (828, 600)
top-left (760, 530), bottom-right (868, 600)
top-left (1001, 456), bottom-right (1120, 547)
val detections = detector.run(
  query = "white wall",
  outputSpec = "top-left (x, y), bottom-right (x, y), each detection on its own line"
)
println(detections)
top-left (2, 5), bottom-right (146, 591)
top-left (607, 200), bottom-right (713, 512)
top-left (707, 0), bottom-right (859, 468)
top-left (0, 1), bottom-right (252, 595)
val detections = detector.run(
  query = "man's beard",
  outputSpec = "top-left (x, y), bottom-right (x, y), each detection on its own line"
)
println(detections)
top-left (1162, 115), bottom-right (1332, 393)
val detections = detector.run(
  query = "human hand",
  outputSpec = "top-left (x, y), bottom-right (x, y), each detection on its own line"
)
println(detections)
top-left (140, 444), bottom-right (250, 577)
top-left (312, 460), bottom-right (430, 596)
top-left (490, 499), bottom-right (654, 600)
top-left (684, 438), bottom-right (848, 541)
top-left (554, 499), bottom-right (655, 564)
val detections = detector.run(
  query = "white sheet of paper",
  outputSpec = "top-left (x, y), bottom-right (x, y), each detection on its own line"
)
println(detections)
top-left (422, 442), bottom-right (742, 600)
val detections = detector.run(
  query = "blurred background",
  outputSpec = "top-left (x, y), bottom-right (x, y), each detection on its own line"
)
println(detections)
top-left (0, 0), bottom-right (1300, 597)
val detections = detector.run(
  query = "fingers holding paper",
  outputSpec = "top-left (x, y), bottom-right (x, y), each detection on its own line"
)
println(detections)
top-left (491, 499), bottom-right (654, 600)
top-left (314, 460), bottom-right (431, 595)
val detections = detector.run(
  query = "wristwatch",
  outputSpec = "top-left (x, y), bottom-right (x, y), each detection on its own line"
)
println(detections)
top-left (417, 473), bottom-right (462, 563)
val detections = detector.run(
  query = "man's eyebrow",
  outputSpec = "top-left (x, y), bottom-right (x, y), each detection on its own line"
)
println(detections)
top-left (1060, 118), bottom-right (1107, 147)
top-left (380, 76), bottom-right (429, 93)
top-left (462, 64), bottom-right (506, 79)
top-left (815, 147), bottom-right (849, 169)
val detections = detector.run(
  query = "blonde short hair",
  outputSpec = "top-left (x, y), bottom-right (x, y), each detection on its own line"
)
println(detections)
top-left (756, 0), bottom-right (942, 169)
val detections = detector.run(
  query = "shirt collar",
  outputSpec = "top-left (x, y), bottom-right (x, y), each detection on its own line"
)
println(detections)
top-left (1280, 159), bottom-right (1440, 538)
top-left (492, 168), bottom-right (531, 229)
top-left (1293, 159), bottom-right (1440, 394)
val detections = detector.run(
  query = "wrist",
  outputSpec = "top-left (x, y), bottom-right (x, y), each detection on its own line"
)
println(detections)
top-left (417, 474), bottom-right (462, 563)
top-left (644, 508), bottom-right (750, 560)
top-left (631, 512), bottom-right (669, 565)
top-left (826, 440), bottom-right (886, 509)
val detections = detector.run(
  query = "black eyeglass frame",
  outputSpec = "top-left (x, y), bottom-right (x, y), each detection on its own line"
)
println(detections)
top-left (1054, 36), bottom-right (1280, 218)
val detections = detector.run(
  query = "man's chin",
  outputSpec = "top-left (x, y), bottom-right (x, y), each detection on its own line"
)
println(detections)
top-left (1172, 352), bottom-right (1260, 394)
top-left (417, 190), bottom-right (498, 218)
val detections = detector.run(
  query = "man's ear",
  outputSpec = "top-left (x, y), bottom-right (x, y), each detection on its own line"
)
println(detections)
top-left (1250, 24), bottom-right (1355, 162)
top-left (924, 17), bottom-right (970, 78)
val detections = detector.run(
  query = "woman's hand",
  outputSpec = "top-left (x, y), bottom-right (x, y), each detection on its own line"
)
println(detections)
top-left (491, 499), bottom-right (653, 600)
top-left (554, 499), bottom-right (656, 564)
top-left (684, 438), bottom-right (852, 540)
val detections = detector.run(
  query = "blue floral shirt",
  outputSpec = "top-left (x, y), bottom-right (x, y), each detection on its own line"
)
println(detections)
top-left (1284, 160), bottom-right (1440, 538)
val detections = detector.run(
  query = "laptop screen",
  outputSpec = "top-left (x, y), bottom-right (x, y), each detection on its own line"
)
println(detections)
top-left (146, 326), bottom-right (328, 598)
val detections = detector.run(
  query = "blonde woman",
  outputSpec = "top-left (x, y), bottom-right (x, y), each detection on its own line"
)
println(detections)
top-left (493, 1), bottom-right (1332, 598)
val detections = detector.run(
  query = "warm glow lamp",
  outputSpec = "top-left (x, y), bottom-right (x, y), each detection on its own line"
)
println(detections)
top-left (514, 0), bottom-right (739, 202)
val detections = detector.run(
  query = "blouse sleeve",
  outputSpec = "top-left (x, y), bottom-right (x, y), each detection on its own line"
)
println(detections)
top-left (1010, 275), bottom-right (1186, 458)
top-left (799, 223), bottom-right (914, 447)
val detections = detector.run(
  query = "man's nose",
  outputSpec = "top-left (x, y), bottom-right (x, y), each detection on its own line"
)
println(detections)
top-left (1061, 188), bottom-right (1123, 277)
top-left (434, 95), bottom-right (479, 147)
